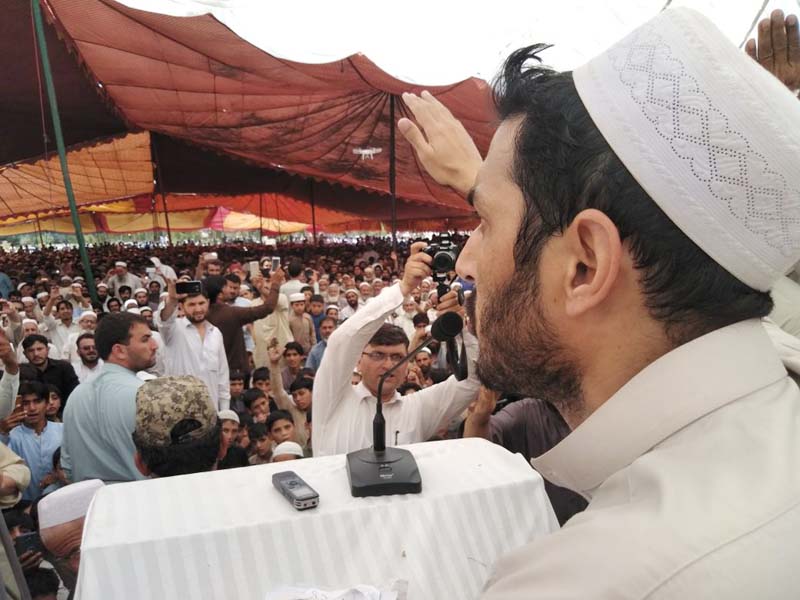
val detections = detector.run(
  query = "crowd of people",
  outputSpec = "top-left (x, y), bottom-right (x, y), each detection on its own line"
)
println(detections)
top-left (0, 5), bottom-right (798, 599)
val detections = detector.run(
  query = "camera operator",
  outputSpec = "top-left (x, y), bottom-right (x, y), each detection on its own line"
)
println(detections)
top-left (312, 242), bottom-right (480, 456)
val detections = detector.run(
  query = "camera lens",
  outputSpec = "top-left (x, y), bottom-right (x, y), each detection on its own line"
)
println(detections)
top-left (432, 251), bottom-right (456, 272)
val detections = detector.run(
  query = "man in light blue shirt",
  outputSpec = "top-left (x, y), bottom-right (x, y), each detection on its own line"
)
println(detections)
top-left (7, 381), bottom-right (62, 501)
top-left (305, 316), bottom-right (337, 373)
top-left (0, 268), bottom-right (12, 300)
top-left (61, 312), bottom-right (158, 483)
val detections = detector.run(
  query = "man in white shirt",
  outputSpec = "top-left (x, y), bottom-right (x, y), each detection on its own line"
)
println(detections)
top-left (313, 243), bottom-right (479, 456)
top-left (160, 279), bottom-right (230, 410)
top-left (399, 8), bottom-right (800, 599)
top-left (106, 261), bottom-right (143, 300)
top-left (278, 259), bottom-right (305, 298)
top-left (62, 311), bottom-right (97, 363)
top-left (72, 333), bottom-right (103, 384)
top-left (41, 299), bottom-right (80, 353)
top-left (339, 289), bottom-right (359, 321)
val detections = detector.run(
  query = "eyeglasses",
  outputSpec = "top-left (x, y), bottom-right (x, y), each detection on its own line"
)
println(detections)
top-left (361, 351), bottom-right (405, 363)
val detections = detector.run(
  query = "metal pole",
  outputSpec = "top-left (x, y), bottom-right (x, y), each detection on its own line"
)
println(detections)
top-left (35, 213), bottom-right (45, 248)
top-left (151, 135), bottom-right (173, 246)
top-left (310, 181), bottom-right (317, 245)
top-left (389, 94), bottom-right (397, 250)
top-left (31, 0), bottom-right (98, 303)
top-left (259, 192), bottom-right (264, 242)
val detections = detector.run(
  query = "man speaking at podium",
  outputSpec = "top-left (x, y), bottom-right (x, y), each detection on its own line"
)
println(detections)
top-left (312, 243), bottom-right (480, 456)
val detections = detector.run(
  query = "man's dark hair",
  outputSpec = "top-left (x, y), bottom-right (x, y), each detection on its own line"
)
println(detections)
top-left (300, 285), bottom-right (313, 294)
top-left (368, 323), bottom-right (409, 348)
top-left (493, 44), bottom-right (773, 344)
top-left (76, 332), bottom-right (95, 347)
top-left (249, 422), bottom-right (269, 440)
top-left (320, 316), bottom-right (337, 328)
top-left (118, 285), bottom-right (132, 295)
top-left (310, 294), bottom-right (325, 304)
top-left (266, 409), bottom-right (294, 432)
top-left (289, 377), bottom-right (313, 394)
top-left (21, 334), bottom-right (49, 351)
top-left (251, 367), bottom-right (269, 383)
top-left (224, 273), bottom-right (241, 285)
top-left (229, 370), bottom-right (245, 383)
top-left (45, 384), bottom-right (60, 399)
top-left (55, 300), bottom-right (72, 312)
top-left (134, 423), bottom-right (221, 478)
top-left (25, 567), bottom-right (60, 598)
top-left (283, 341), bottom-right (304, 356)
top-left (397, 382), bottom-right (422, 395)
top-left (203, 275), bottom-right (226, 305)
top-left (287, 259), bottom-right (303, 278)
top-left (18, 381), bottom-right (47, 401)
top-left (106, 298), bottom-right (121, 310)
top-left (412, 313), bottom-right (430, 327)
top-left (241, 388), bottom-right (266, 410)
top-left (95, 312), bottom-right (149, 360)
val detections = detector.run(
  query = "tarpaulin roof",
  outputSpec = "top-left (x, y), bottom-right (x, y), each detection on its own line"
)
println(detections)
top-left (0, 0), bottom-right (494, 231)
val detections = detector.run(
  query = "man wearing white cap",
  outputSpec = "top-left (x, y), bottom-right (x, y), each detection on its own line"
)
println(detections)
top-left (339, 288), bottom-right (360, 321)
top-left (106, 261), bottom-right (142, 300)
top-left (61, 310), bottom-right (97, 363)
top-left (38, 479), bottom-right (104, 594)
top-left (132, 287), bottom-right (149, 309)
top-left (401, 7), bottom-right (800, 598)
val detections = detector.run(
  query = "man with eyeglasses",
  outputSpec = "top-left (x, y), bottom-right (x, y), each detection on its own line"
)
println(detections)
top-left (312, 243), bottom-right (480, 456)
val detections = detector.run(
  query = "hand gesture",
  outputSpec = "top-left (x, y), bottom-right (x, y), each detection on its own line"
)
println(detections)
top-left (398, 90), bottom-right (484, 196)
top-left (0, 332), bottom-right (18, 369)
top-left (269, 267), bottom-right (286, 288)
top-left (436, 290), bottom-right (465, 319)
top-left (467, 386), bottom-right (500, 425)
top-left (746, 10), bottom-right (800, 94)
top-left (165, 278), bottom-right (186, 303)
top-left (400, 242), bottom-right (432, 297)
top-left (406, 364), bottom-right (422, 386)
top-left (18, 550), bottom-right (44, 573)
top-left (0, 408), bottom-right (25, 435)
top-left (267, 345), bottom-right (282, 366)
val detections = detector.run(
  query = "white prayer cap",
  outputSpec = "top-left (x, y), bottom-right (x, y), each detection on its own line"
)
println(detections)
top-left (325, 304), bottom-right (339, 312)
top-left (289, 292), bottom-right (306, 303)
top-left (96, 282), bottom-right (108, 289)
top-left (217, 409), bottom-right (240, 424)
top-left (240, 284), bottom-right (250, 291)
top-left (138, 306), bottom-right (153, 314)
top-left (38, 479), bottom-right (105, 530)
top-left (36, 292), bottom-right (49, 300)
top-left (127, 307), bottom-right (141, 315)
top-left (73, 276), bottom-right (84, 282)
top-left (358, 281), bottom-right (371, 289)
top-left (133, 287), bottom-right (147, 295)
top-left (78, 311), bottom-right (97, 321)
top-left (123, 299), bottom-right (138, 310)
top-left (573, 8), bottom-right (800, 292)
top-left (115, 261), bottom-right (127, 268)
top-left (22, 318), bottom-right (38, 327)
top-left (21, 296), bottom-right (34, 304)
top-left (271, 441), bottom-right (303, 459)
top-left (16, 282), bottom-right (28, 291)
top-left (344, 288), bottom-right (359, 295)
top-left (160, 291), bottom-right (169, 299)
top-left (417, 347), bottom-right (432, 355)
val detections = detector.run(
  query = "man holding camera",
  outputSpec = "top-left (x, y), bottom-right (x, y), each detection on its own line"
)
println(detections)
top-left (312, 243), bottom-right (480, 456)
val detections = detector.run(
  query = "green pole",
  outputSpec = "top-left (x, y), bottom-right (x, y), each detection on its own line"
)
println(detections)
top-left (31, 0), bottom-right (98, 303)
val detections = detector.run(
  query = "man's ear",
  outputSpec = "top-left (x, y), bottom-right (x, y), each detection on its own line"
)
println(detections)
top-left (562, 209), bottom-right (623, 318)
top-left (134, 451), bottom-right (151, 477)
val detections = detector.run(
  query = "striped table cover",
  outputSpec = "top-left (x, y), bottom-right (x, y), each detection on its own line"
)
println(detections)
top-left (76, 438), bottom-right (558, 599)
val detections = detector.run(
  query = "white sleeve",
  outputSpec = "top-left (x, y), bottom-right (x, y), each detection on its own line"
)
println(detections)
top-left (0, 370), bottom-right (19, 420)
top-left (159, 311), bottom-right (177, 345)
top-left (217, 333), bottom-right (230, 411)
top-left (313, 283), bottom-right (404, 431)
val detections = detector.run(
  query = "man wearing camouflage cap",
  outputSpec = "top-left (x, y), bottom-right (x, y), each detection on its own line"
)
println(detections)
top-left (132, 376), bottom-right (224, 478)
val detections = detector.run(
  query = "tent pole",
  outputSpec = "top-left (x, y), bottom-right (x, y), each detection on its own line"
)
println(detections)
top-left (259, 192), bottom-right (264, 242)
top-left (35, 213), bottom-right (45, 248)
top-left (151, 135), bottom-right (173, 246)
top-left (32, 0), bottom-right (98, 303)
top-left (389, 94), bottom-right (397, 251)
top-left (310, 181), bottom-right (317, 245)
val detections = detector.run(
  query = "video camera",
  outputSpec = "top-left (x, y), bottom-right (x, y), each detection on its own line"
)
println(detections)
top-left (422, 234), bottom-right (460, 298)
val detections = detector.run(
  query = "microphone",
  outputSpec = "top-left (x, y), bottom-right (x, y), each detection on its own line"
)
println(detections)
top-left (346, 313), bottom-right (464, 498)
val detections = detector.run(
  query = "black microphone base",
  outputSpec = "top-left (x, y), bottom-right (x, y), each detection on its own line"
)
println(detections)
top-left (346, 446), bottom-right (422, 498)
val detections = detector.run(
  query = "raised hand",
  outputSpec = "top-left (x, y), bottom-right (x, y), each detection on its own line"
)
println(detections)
top-left (745, 10), bottom-right (800, 94)
top-left (400, 242), bottom-right (432, 297)
top-left (398, 90), bottom-right (483, 196)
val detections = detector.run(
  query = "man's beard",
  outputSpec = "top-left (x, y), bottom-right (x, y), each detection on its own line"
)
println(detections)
top-left (469, 274), bottom-right (584, 415)
top-left (187, 313), bottom-right (205, 324)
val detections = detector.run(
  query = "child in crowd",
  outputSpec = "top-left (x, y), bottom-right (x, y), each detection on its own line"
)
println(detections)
top-left (266, 410), bottom-right (296, 446)
top-left (45, 385), bottom-right (62, 423)
top-left (271, 441), bottom-right (304, 463)
top-left (241, 389), bottom-right (271, 423)
top-left (248, 423), bottom-right (272, 465)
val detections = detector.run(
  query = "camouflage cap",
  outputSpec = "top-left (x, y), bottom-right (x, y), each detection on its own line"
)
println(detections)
top-left (134, 376), bottom-right (218, 447)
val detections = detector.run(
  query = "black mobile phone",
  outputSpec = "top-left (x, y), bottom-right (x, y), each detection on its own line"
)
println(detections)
top-left (14, 532), bottom-right (45, 557)
top-left (175, 280), bottom-right (202, 295)
top-left (272, 471), bottom-right (319, 511)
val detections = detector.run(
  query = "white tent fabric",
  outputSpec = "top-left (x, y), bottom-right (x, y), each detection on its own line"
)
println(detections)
top-left (117, 0), bottom-right (798, 84)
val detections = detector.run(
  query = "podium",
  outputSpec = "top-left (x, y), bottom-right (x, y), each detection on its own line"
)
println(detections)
top-left (75, 438), bottom-right (558, 599)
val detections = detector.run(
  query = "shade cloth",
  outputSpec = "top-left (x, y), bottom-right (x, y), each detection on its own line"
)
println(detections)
top-left (75, 438), bottom-right (558, 600)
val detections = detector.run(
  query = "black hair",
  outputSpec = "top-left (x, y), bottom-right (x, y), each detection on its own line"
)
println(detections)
top-left (493, 44), bottom-right (773, 344)
top-left (76, 332), bottom-right (95, 347)
top-left (18, 381), bottom-right (47, 400)
top-left (21, 334), bottom-right (49, 351)
top-left (229, 370), bottom-right (245, 383)
top-left (287, 259), bottom-right (303, 278)
top-left (134, 423), bottom-right (221, 478)
top-left (3, 510), bottom-right (34, 533)
top-left (249, 422), bottom-right (269, 440)
top-left (45, 384), bottom-right (60, 399)
top-left (25, 567), bottom-right (60, 597)
top-left (224, 273), bottom-right (241, 285)
top-left (368, 323), bottom-right (409, 348)
top-left (300, 285), bottom-right (313, 294)
top-left (283, 341), bottom-right (304, 356)
top-left (251, 367), bottom-right (269, 383)
top-left (266, 409), bottom-right (294, 432)
top-left (52, 446), bottom-right (61, 470)
top-left (94, 312), bottom-right (149, 360)
top-left (203, 275), bottom-right (226, 305)
top-left (412, 313), bottom-right (430, 327)
top-left (397, 382), bottom-right (422, 395)
top-left (289, 377), bottom-right (313, 393)
top-left (241, 388), bottom-right (266, 410)
top-left (309, 294), bottom-right (325, 304)
top-left (106, 298), bottom-right (122, 309)
top-left (55, 300), bottom-right (72, 312)
top-left (319, 316), bottom-right (337, 328)
top-left (118, 285), bottom-right (132, 295)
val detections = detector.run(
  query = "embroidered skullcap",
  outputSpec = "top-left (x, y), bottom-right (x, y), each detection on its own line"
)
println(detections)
top-left (271, 441), bottom-right (303, 460)
top-left (78, 311), bottom-right (97, 321)
top-left (573, 8), bottom-right (800, 291)
top-left (289, 292), bottom-right (306, 303)
top-left (36, 292), bottom-right (49, 300)
top-left (217, 409), bottom-right (240, 424)
top-left (20, 296), bottom-right (34, 304)
top-left (133, 288), bottom-right (148, 295)
top-left (115, 261), bottom-right (127, 268)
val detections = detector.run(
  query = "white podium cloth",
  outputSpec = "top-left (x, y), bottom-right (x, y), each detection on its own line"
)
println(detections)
top-left (75, 438), bottom-right (558, 599)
